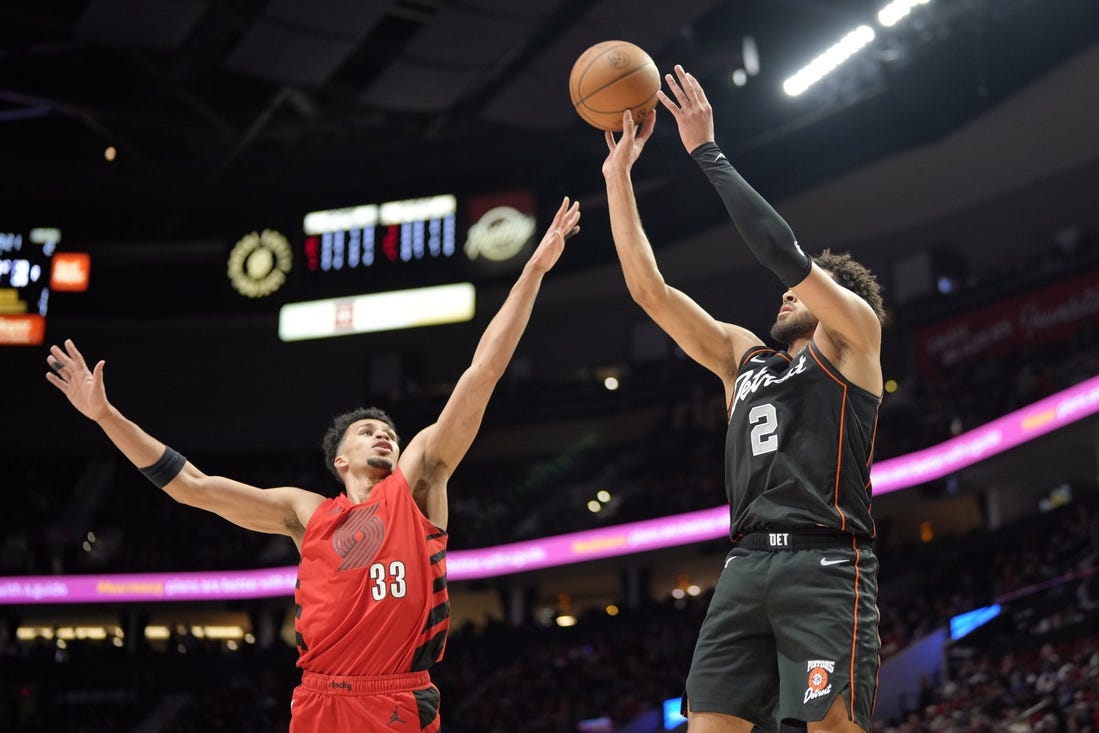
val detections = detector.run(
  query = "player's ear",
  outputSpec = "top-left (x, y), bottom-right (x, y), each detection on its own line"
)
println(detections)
top-left (333, 455), bottom-right (348, 473)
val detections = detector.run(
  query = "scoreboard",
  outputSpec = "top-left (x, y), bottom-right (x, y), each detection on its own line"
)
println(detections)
top-left (0, 228), bottom-right (59, 345)
top-left (293, 191), bottom-right (537, 299)
top-left (302, 195), bottom-right (458, 276)
top-left (273, 192), bottom-right (538, 340)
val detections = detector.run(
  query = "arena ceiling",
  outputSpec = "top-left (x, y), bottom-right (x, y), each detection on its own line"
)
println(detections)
top-left (1, 0), bottom-right (1096, 253)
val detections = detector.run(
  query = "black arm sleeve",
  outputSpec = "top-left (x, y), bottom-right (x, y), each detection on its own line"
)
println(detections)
top-left (691, 142), bottom-right (812, 288)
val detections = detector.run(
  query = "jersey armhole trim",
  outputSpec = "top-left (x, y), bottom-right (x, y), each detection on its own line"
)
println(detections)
top-left (737, 346), bottom-right (790, 370)
top-left (389, 468), bottom-right (448, 537)
top-left (807, 341), bottom-right (883, 402)
top-left (301, 496), bottom-right (338, 543)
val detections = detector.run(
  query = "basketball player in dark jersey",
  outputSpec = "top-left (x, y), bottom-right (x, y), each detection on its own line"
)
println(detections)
top-left (602, 66), bottom-right (886, 733)
top-left (44, 197), bottom-right (582, 733)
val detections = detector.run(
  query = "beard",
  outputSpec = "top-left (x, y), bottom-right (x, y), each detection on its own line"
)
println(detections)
top-left (367, 456), bottom-right (394, 473)
top-left (770, 310), bottom-right (818, 346)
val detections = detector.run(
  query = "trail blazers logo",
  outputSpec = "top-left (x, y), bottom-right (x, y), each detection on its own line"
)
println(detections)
top-left (333, 504), bottom-right (385, 571)
top-left (804, 659), bottom-right (835, 704)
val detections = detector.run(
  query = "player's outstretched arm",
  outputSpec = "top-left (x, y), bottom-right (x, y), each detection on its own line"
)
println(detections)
top-left (660, 65), bottom-right (810, 290)
top-left (660, 65), bottom-right (880, 359)
top-left (602, 109), bottom-right (761, 386)
top-left (398, 197), bottom-right (580, 529)
top-left (46, 339), bottom-right (324, 545)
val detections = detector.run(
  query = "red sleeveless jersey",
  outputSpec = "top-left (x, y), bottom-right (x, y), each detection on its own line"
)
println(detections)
top-left (294, 468), bottom-right (449, 676)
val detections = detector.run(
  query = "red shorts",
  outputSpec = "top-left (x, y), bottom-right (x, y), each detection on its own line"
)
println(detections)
top-left (289, 670), bottom-right (440, 733)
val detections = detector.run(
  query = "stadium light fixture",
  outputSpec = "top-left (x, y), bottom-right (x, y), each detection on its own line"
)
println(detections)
top-left (783, 25), bottom-right (876, 97)
top-left (878, 0), bottom-right (931, 28)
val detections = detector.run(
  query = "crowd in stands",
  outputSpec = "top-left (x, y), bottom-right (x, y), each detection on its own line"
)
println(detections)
top-left (875, 330), bottom-right (1099, 459)
top-left (874, 498), bottom-right (1099, 660)
top-left (877, 633), bottom-right (1099, 733)
top-left (2, 458), bottom-right (82, 575)
top-left (5, 240), bottom-right (1099, 732)
top-left (5, 243), bottom-right (1099, 570)
top-left (4, 317), bottom-right (1097, 572)
top-left (4, 487), bottom-right (1096, 732)
top-left (435, 601), bottom-right (706, 733)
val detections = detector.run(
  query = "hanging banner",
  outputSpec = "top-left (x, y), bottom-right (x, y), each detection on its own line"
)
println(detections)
top-left (913, 267), bottom-right (1099, 375)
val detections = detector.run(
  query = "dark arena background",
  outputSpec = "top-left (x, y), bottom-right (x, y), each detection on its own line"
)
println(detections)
top-left (3, 0), bottom-right (1099, 731)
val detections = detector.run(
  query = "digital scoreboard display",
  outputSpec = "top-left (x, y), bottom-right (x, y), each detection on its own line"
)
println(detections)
top-left (0, 228), bottom-right (59, 345)
top-left (296, 191), bottom-right (538, 298)
top-left (302, 195), bottom-right (458, 275)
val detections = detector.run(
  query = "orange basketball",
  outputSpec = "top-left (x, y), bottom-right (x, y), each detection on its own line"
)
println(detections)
top-left (569, 41), bottom-right (661, 132)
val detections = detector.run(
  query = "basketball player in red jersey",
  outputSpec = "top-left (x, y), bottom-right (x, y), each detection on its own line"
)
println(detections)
top-left (45, 197), bottom-right (581, 732)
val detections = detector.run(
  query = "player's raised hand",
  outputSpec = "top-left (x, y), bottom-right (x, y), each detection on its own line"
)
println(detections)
top-left (527, 196), bottom-right (580, 274)
top-left (658, 64), bottom-right (715, 154)
top-left (45, 339), bottom-right (110, 421)
top-left (602, 107), bottom-right (657, 178)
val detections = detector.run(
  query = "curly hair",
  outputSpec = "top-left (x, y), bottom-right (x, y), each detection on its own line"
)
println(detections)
top-left (813, 249), bottom-right (886, 323)
top-left (321, 407), bottom-right (400, 483)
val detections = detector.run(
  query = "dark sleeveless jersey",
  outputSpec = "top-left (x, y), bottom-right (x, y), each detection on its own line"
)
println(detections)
top-left (294, 468), bottom-right (449, 676)
top-left (725, 341), bottom-right (881, 538)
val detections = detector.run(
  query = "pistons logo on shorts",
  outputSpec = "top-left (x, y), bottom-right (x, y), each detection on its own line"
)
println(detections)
top-left (803, 659), bottom-right (835, 704)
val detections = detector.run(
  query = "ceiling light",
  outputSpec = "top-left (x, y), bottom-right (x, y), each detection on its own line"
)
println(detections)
top-left (878, 0), bottom-right (930, 28)
top-left (784, 25), bottom-right (876, 97)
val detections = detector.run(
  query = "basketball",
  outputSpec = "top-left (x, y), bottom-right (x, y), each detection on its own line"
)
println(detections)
top-left (569, 41), bottom-right (661, 132)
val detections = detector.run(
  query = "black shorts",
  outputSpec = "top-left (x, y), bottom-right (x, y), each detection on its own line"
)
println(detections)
top-left (685, 535), bottom-right (880, 733)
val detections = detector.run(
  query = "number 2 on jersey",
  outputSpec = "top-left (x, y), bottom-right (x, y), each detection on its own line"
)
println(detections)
top-left (749, 403), bottom-right (779, 456)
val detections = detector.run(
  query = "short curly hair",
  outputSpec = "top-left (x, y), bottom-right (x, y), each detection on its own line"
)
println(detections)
top-left (321, 407), bottom-right (400, 483)
top-left (813, 249), bottom-right (886, 323)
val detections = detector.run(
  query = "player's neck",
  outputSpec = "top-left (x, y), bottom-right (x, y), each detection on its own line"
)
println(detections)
top-left (343, 470), bottom-right (388, 504)
top-left (786, 336), bottom-right (811, 356)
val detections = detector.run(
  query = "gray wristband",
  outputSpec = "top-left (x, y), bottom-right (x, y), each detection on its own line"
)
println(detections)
top-left (140, 447), bottom-right (187, 488)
